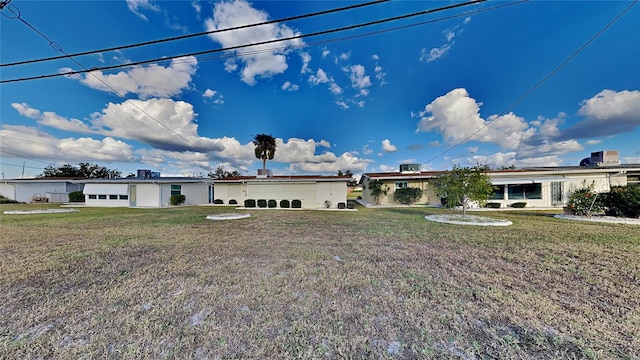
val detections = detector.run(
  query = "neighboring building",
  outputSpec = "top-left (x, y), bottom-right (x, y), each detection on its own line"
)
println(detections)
top-left (76, 170), bottom-right (210, 208)
top-left (0, 178), bottom-right (84, 203)
top-left (213, 175), bottom-right (350, 209)
top-left (360, 153), bottom-right (640, 208)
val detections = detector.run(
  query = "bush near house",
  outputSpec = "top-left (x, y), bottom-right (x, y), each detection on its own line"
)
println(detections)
top-left (170, 194), bottom-right (186, 206)
top-left (485, 202), bottom-right (501, 208)
top-left (280, 200), bottom-right (290, 208)
top-left (245, 199), bottom-right (256, 208)
top-left (268, 200), bottom-right (277, 208)
top-left (510, 202), bottom-right (527, 208)
top-left (68, 191), bottom-right (85, 202)
top-left (257, 199), bottom-right (268, 208)
top-left (393, 187), bottom-right (423, 205)
top-left (567, 188), bottom-right (603, 216)
top-left (213, 199), bottom-right (224, 205)
top-left (229, 199), bottom-right (238, 205)
top-left (603, 185), bottom-right (640, 218)
top-left (292, 199), bottom-right (302, 208)
top-left (0, 195), bottom-right (19, 204)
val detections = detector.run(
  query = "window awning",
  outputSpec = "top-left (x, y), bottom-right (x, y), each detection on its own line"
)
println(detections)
top-left (491, 177), bottom-right (567, 185)
top-left (84, 183), bottom-right (128, 195)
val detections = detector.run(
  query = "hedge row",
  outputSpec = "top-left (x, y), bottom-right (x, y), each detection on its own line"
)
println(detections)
top-left (243, 199), bottom-right (303, 208)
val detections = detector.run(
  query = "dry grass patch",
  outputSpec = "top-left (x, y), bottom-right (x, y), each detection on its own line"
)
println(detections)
top-left (1, 204), bottom-right (638, 359)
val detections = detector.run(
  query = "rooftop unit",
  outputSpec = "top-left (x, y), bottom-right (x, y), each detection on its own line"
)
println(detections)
top-left (137, 169), bottom-right (160, 179)
top-left (590, 150), bottom-right (620, 167)
top-left (399, 163), bottom-right (421, 174)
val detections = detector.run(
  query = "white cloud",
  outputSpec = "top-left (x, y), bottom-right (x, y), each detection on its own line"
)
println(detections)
top-left (191, 1), bottom-right (201, 16)
top-left (322, 49), bottom-right (330, 59)
top-left (420, 44), bottom-right (451, 63)
top-left (467, 146), bottom-right (479, 154)
top-left (309, 68), bottom-right (330, 85)
top-left (379, 165), bottom-right (395, 172)
top-left (72, 56), bottom-right (198, 99)
top-left (224, 59), bottom-right (238, 72)
top-left (213, 96), bottom-right (225, 105)
top-left (203, 89), bottom-right (217, 98)
top-left (126, 0), bottom-right (159, 21)
top-left (371, 54), bottom-right (379, 61)
top-left (339, 52), bottom-right (351, 61)
top-left (317, 140), bottom-right (331, 148)
top-left (329, 82), bottom-right (342, 95)
top-left (363, 144), bottom-right (373, 155)
top-left (336, 101), bottom-right (349, 110)
top-left (282, 81), bottom-right (299, 91)
top-left (300, 52), bottom-right (312, 73)
top-left (562, 89), bottom-right (640, 138)
top-left (381, 139), bottom-right (397, 153)
top-left (585, 139), bottom-right (602, 145)
top-left (11, 103), bottom-right (41, 119)
top-left (347, 65), bottom-right (371, 89)
top-left (463, 17), bottom-right (471, 24)
top-left (12, 103), bottom-right (93, 133)
top-left (356, 100), bottom-right (365, 108)
top-left (205, 0), bottom-right (304, 85)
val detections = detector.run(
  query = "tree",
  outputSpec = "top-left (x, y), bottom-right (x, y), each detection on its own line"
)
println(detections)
top-left (338, 169), bottom-right (358, 187)
top-left (253, 134), bottom-right (277, 171)
top-left (208, 166), bottom-right (240, 179)
top-left (434, 164), bottom-right (494, 216)
top-left (38, 163), bottom-right (121, 178)
top-left (365, 179), bottom-right (389, 205)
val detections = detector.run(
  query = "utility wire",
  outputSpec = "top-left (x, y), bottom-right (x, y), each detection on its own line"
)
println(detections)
top-left (1, 0), bottom-right (389, 67)
top-left (1, 0), bottom-right (487, 84)
top-left (2, 3), bottom-right (217, 151)
top-left (423, 0), bottom-right (638, 166)
top-left (0, 149), bottom-right (54, 165)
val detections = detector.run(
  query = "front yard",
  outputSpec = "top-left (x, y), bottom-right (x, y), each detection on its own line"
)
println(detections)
top-left (1, 204), bottom-right (638, 359)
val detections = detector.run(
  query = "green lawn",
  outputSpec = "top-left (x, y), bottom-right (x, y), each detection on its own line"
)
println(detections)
top-left (1, 204), bottom-right (638, 359)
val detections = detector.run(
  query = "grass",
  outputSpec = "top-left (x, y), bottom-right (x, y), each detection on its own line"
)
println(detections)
top-left (1, 203), bottom-right (639, 359)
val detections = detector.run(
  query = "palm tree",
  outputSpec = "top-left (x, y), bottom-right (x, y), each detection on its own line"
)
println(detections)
top-left (253, 134), bottom-right (277, 171)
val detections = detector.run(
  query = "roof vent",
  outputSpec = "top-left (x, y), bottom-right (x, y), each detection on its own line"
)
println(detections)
top-left (399, 163), bottom-right (421, 173)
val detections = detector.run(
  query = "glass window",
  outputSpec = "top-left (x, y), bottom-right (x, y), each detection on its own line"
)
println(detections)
top-left (171, 184), bottom-right (182, 196)
top-left (109, 195), bottom-right (118, 200)
top-left (395, 181), bottom-right (408, 190)
top-left (88, 195), bottom-right (97, 199)
top-left (119, 195), bottom-right (128, 200)
top-left (98, 195), bottom-right (107, 200)
top-left (508, 183), bottom-right (542, 200)
top-left (491, 185), bottom-right (505, 200)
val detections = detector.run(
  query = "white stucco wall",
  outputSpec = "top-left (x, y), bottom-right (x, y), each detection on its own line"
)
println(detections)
top-left (0, 184), bottom-right (16, 201)
top-left (0, 182), bottom-right (79, 203)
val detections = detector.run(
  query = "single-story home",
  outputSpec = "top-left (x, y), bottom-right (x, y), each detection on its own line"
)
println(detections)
top-left (0, 178), bottom-right (84, 203)
top-left (76, 175), bottom-right (210, 208)
top-left (212, 174), bottom-right (350, 209)
top-left (360, 151), bottom-right (640, 209)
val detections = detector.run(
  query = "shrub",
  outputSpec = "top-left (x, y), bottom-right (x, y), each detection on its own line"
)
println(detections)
top-left (213, 199), bottom-right (224, 204)
top-left (347, 202), bottom-right (355, 209)
top-left (393, 187), bottom-right (423, 205)
top-left (0, 195), bottom-right (19, 204)
top-left (257, 199), bottom-right (267, 208)
top-left (69, 191), bottom-right (85, 202)
top-left (338, 202), bottom-right (346, 209)
top-left (280, 199), bottom-right (290, 208)
top-left (485, 202), bottom-right (501, 208)
top-left (229, 199), bottom-right (238, 205)
top-left (357, 196), bottom-right (362, 200)
top-left (268, 199), bottom-right (277, 208)
top-left (324, 200), bottom-right (332, 208)
top-left (170, 194), bottom-right (186, 206)
top-left (292, 199), bottom-right (302, 208)
top-left (603, 185), bottom-right (640, 218)
top-left (244, 199), bottom-right (256, 208)
top-left (567, 188), bottom-right (603, 216)
top-left (510, 202), bottom-right (527, 208)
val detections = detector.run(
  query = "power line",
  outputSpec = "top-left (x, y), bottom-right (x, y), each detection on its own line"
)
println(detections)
top-left (423, 0), bottom-right (638, 166)
top-left (1, 0), bottom-right (390, 67)
top-left (1, 0), bottom-right (487, 84)
top-left (0, 149), bottom-right (54, 165)
top-left (0, 162), bottom-right (45, 171)
top-left (2, 3), bottom-right (215, 152)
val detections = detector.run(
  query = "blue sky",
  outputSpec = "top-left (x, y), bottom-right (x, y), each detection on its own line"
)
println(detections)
top-left (1, 0), bottom-right (639, 179)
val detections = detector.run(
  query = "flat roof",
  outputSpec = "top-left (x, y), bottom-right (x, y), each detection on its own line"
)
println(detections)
top-left (214, 175), bottom-right (351, 183)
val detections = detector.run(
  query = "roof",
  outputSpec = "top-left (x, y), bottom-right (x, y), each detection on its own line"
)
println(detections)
top-left (361, 165), bottom-right (640, 182)
top-left (213, 175), bottom-right (351, 183)
top-left (1, 177), bottom-right (86, 183)
top-left (75, 177), bottom-right (209, 184)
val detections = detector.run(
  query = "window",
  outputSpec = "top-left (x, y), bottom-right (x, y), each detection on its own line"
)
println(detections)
top-left (491, 185), bottom-right (505, 200)
top-left (98, 195), bottom-right (107, 200)
top-left (119, 195), bottom-right (128, 200)
top-left (508, 183), bottom-right (542, 200)
top-left (171, 185), bottom-right (182, 196)
top-left (88, 195), bottom-right (97, 199)
top-left (109, 195), bottom-right (118, 200)
top-left (395, 181), bottom-right (408, 190)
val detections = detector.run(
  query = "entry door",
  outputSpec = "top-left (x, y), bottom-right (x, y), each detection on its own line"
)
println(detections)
top-left (129, 185), bottom-right (137, 207)
top-left (551, 182), bottom-right (563, 206)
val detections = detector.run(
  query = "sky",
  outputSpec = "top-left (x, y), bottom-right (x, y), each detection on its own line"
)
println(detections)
top-left (1, 0), bottom-right (639, 179)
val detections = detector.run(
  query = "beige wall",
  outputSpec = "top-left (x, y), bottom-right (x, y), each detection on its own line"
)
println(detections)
top-left (214, 181), bottom-right (347, 209)
top-left (361, 178), bottom-right (438, 206)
